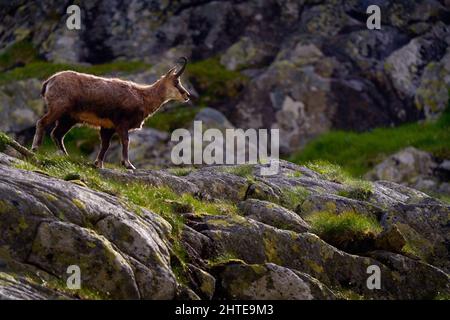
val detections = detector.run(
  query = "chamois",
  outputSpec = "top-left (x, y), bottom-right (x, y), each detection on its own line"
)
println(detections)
top-left (31, 57), bottom-right (191, 169)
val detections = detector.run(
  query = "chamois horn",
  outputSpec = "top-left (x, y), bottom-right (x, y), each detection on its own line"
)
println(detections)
top-left (174, 57), bottom-right (188, 77)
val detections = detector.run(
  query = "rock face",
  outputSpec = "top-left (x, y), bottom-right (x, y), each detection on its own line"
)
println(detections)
top-left (0, 79), bottom-right (44, 137)
top-left (0, 152), bottom-right (448, 300)
top-left (0, 156), bottom-right (177, 299)
top-left (1, 1), bottom-right (449, 151)
top-left (366, 147), bottom-right (450, 198)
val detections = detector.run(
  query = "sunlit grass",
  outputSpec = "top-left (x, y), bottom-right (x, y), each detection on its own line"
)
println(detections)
top-left (281, 186), bottom-right (310, 211)
top-left (222, 164), bottom-right (254, 179)
top-left (13, 151), bottom-right (237, 236)
top-left (306, 211), bottom-right (382, 246)
top-left (290, 108), bottom-right (450, 177)
top-left (306, 160), bottom-right (373, 200)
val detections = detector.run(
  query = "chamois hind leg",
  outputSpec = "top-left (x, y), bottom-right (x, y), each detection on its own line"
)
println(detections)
top-left (94, 127), bottom-right (115, 168)
top-left (50, 116), bottom-right (76, 155)
top-left (117, 127), bottom-right (135, 170)
top-left (31, 110), bottom-right (64, 152)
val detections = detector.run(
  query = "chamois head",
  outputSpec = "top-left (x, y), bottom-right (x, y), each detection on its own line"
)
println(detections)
top-left (161, 57), bottom-right (191, 103)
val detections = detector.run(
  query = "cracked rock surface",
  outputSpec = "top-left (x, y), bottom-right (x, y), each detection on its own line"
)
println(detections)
top-left (0, 154), bottom-right (448, 299)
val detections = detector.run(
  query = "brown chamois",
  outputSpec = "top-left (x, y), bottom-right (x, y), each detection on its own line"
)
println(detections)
top-left (31, 57), bottom-right (191, 169)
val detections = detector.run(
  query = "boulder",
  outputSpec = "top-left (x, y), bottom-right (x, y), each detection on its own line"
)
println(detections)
top-left (0, 79), bottom-right (44, 137)
top-left (238, 198), bottom-right (310, 233)
top-left (366, 147), bottom-right (450, 199)
top-left (211, 261), bottom-right (335, 300)
top-left (193, 214), bottom-right (448, 299)
top-left (0, 147), bottom-right (449, 300)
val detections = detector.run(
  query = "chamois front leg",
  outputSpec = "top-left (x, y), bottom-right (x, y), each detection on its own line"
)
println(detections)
top-left (117, 127), bottom-right (135, 170)
top-left (94, 127), bottom-right (115, 168)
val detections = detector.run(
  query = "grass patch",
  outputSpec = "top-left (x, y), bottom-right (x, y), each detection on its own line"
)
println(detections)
top-left (286, 171), bottom-right (302, 178)
top-left (36, 276), bottom-right (107, 300)
top-left (0, 60), bottom-right (151, 85)
top-left (207, 252), bottom-right (243, 268)
top-left (290, 107), bottom-right (450, 177)
top-left (306, 211), bottom-right (382, 249)
top-left (0, 40), bottom-right (38, 72)
top-left (222, 164), bottom-right (254, 179)
top-left (281, 186), bottom-right (310, 211)
top-left (337, 180), bottom-right (373, 201)
top-left (188, 57), bottom-right (248, 106)
top-left (0, 131), bottom-right (12, 151)
top-left (170, 241), bottom-right (190, 285)
top-left (334, 288), bottom-right (365, 300)
top-left (145, 104), bottom-right (202, 132)
top-left (167, 167), bottom-right (196, 176)
top-left (12, 151), bottom-right (237, 235)
top-left (306, 160), bottom-right (373, 200)
top-left (434, 292), bottom-right (450, 300)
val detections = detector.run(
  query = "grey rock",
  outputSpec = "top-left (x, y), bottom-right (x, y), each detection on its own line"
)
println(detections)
top-left (239, 198), bottom-right (310, 233)
top-left (0, 79), bottom-right (44, 135)
top-left (212, 261), bottom-right (335, 300)
top-left (0, 163), bottom-right (177, 299)
top-left (195, 214), bottom-right (449, 299)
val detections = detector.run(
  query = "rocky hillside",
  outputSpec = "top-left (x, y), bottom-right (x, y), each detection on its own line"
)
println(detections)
top-left (1, 0), bottom-right (450, 154)
top-left (0, 136), bottom-right (448, 299)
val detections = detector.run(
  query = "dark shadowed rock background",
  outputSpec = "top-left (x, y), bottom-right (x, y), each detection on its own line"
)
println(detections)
top-left (1, 0), bottom-right (449, 147)
top-left (0, 0), bottom-right (449, 300)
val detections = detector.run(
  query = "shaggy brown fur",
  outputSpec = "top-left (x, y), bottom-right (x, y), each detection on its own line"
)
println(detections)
top-left (31, 58), bottom-right (191, 169)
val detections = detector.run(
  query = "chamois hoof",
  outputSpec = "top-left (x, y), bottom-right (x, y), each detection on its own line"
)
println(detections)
top-left (122, 161), bottom-right (136, 170)
top-left (55, 150), bottom-right (67, 156)
top-left (94, 160), bottom-right (104, 169)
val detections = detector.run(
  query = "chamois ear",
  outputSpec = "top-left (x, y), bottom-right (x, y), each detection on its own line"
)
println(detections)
top-left (164, 66), bottom-right (177, 77)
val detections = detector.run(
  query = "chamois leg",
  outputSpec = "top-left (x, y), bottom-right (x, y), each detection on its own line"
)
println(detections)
top-left (31, 111), bottom-right (61, 152)
top-left (50, 116), bottom-right (76, 155)
top-left (94, 128), bottom-right (115, 168)
top-left (117, 128), bottom-right (135, 170)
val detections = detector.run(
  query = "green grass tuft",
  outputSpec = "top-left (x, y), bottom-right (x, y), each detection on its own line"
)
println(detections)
top-left (207, 252), bottom-right (243, 267)
top-left (306, 160), bottom-right (373, 200)
top-left (337, 180), bottom-right (373, 201)
top-left (223, 164), bottom-right (254, 179)
top-left (0, 132), bottom-right (12, 151)
top-left (167, 167), bottom-right (196, 176)
top-left (281, 186), bottom-right (310, 211)
top-left (306, 160), bottom-right (349, 183)
top-left (306, 211), bottom-right (382, 245)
